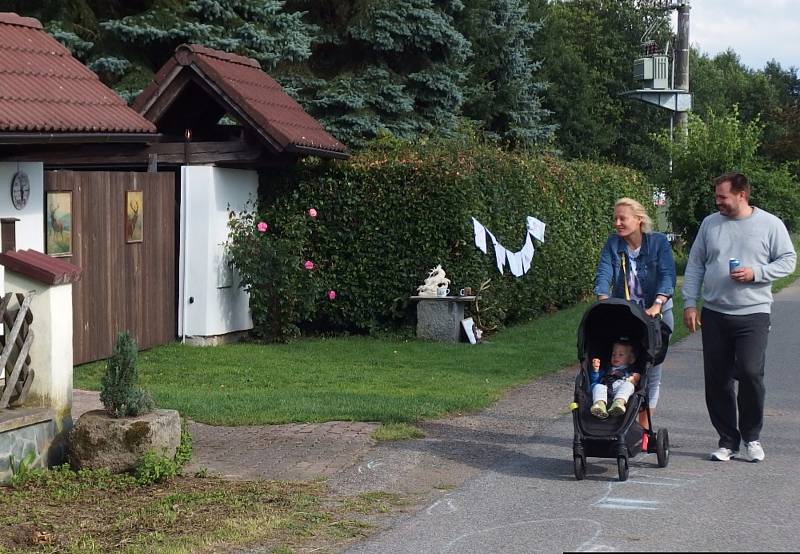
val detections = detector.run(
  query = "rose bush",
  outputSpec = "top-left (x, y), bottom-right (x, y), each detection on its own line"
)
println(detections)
top-left (227, 205), bottom-right (329, 341)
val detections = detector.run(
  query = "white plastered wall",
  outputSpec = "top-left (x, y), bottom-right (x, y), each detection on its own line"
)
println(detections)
top-left (178, 166), bottom-right (256, 338)
top-left (0, 162), bottom-right (46, 294)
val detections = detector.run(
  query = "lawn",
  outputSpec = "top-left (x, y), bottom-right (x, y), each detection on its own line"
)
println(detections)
top-left (75, 268), bottom-right (799, 426)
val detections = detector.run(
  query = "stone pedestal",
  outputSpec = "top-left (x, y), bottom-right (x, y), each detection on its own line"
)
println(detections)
top-left (411, 295), bottom-right (477, 343)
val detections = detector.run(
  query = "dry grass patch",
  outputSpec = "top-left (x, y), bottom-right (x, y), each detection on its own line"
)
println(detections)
top-left (0, 468), bottom-right (409, 553)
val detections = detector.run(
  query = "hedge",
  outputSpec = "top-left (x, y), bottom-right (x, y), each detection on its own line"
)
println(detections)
top-left (260, 138), bottom-right (654, 334)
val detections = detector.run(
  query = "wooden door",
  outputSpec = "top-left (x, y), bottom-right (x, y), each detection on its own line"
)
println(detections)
top-left (45, 171), bottom-right (176, 365)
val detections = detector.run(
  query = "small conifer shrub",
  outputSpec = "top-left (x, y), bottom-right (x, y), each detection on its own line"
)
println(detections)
top-left (100, 331), bottom-right (154, 418)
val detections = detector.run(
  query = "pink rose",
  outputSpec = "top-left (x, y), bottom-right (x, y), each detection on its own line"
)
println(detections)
top-left (308, 208), bottom-right (318, 218)
top-left (304, 260), bottom-right (314, 270)
top-left (257, 221), bottom-right (268, 233)
top-left (327, 290), bottom-right (336, 300)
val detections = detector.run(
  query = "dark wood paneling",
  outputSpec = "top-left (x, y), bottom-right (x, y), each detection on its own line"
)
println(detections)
top-left (45, 170), bottom-right (176, 364)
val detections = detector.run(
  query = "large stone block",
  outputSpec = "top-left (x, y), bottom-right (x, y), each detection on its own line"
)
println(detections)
top-left (68, 409), bottom-right (181, 473)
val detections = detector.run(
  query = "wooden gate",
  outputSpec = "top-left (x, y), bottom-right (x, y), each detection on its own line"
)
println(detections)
top-left (45, 171), bottom-right (176, 365)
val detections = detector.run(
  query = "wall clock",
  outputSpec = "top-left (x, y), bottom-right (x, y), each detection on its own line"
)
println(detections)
top-left (11, 171), bottom-right (30, 210)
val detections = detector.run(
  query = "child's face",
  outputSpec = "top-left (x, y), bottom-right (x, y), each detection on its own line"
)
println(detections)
top-left (611, 343), bottom-right (636, 367)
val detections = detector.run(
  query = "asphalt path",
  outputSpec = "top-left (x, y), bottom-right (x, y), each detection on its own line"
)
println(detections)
top-left (346, 281), bottom-right (800, 553)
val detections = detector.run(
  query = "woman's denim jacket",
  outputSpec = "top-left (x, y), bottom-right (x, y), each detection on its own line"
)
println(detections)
top-left (593, 232), bottom-right (676, 308)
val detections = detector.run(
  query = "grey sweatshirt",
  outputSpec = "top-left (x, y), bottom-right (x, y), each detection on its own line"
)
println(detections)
top-left (682, 207), bottom-right (797, 315)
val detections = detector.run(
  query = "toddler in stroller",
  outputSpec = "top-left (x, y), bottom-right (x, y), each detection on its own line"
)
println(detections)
top-left (589, 338), bottom-right (640, 419)
top-left (571, 298), bottom-right (670, 481)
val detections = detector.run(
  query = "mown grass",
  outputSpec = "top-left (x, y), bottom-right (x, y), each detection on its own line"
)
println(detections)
top-left (75, 303), bottom-right (589, 425)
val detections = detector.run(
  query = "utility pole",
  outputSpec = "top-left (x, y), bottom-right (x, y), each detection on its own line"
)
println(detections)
top-left (673, 1), bottom-right (691, 133)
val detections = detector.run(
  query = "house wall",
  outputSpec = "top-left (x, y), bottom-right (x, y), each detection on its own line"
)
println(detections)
top-left (178, 166), bottom-right (256, 338)
top-left (0, 162), bottom-right (46, 293)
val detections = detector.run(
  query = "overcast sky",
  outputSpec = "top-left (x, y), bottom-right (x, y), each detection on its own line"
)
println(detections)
top-left (685, 0), bottom-right (800, 70)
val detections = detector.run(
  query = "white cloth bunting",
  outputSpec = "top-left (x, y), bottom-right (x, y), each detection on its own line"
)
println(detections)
top-left (472, 216), bottom-right (546, 277)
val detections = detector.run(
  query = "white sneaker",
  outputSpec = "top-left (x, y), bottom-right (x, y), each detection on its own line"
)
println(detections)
top-left (710, 447), bottom-right (738, 461)
top-left (742, 441), bottom-right (765, 462)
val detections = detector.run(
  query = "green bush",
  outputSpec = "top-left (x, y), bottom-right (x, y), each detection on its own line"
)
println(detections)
top-left (100, 331), bottom-right (153, 418)
top-left (656, 108), bottom-right (800, 244)
top-left (227, 205), bottom-right (328, 341)
top-left (251, 136), bottom-right (653, 335)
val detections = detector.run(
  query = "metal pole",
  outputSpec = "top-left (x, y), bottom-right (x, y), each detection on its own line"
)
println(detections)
top-left (673, 0), bottom-right (690, 134)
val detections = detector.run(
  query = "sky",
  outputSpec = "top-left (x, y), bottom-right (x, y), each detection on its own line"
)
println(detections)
top-left (685, 0), bottom-right (800, 70)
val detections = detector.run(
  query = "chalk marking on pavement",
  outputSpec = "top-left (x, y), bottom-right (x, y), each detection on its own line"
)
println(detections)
top-left (441, 518), bottom-right (604, 554)
top-left (357, 460), bottom-right (384, 474)
top-left (625, 479), bottom-right (682, 487)
top-left (426, 499), bottom-right (457, 516)
top-left (594, 497), bottom-right (659, 510)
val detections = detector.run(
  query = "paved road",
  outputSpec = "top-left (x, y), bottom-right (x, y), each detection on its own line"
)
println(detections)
top-left (346, 282), bottom-right (800, 553)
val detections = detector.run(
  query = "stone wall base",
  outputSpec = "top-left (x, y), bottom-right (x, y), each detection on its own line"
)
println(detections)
top-left (183, 330), bottom-right (248, 347)
top-left (0, 408), bottom-right (68, 484)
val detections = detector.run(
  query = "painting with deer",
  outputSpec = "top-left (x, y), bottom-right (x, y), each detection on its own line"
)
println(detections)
top-left (46, 191), bottom-right (72, 257)
top-left (126, 190), bottom-right (143, 243)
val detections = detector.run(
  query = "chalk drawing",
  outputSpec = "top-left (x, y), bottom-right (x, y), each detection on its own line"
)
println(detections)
top-left (357, 460), bottom-right (384, 474)
top-left (442, 518), bottom-right (604, 553)
top-left (426, 498), bottom-right (458, 516)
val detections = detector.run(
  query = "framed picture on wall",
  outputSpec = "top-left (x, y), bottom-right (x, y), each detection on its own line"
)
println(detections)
top-left (46, 191), bottom-right (72, 257)
top-left (125, 190), bottom-right (143, 243)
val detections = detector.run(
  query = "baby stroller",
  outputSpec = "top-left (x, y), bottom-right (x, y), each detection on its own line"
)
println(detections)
top-left (571, 298), bottom-right (670, 481)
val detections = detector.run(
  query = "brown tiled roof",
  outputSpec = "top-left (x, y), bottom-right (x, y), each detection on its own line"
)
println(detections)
top-left (134, 44), bottom-right (348, 158)
top-left (0, 249), bottom-right (81, 285)
top-left (0, 12), bottom-right (156, 135)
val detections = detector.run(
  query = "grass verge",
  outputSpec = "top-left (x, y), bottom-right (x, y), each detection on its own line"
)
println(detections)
top-left (0, 467), bottom-right (407, 554)
top-left (371, 423), bottom-right (426, 442)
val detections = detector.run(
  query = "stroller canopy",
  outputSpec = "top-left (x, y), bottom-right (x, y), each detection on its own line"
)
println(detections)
top-left (577, 298), bottom-right (668, 366)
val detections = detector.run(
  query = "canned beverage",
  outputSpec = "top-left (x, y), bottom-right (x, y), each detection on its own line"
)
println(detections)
top-left (729, 258), bottom-right (741, 273)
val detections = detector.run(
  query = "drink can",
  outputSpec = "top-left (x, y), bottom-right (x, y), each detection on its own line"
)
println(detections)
top-left (729, 258), bottom-right (741, 273)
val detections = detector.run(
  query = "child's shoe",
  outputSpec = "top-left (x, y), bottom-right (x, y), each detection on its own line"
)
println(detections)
top-left (608, 399), bottom-right (626, 417)
top-left (590, 400), bottom-right (608, 419)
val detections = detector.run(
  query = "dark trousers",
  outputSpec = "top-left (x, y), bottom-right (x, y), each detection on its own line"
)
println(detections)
top-left (701, 308), bottom-right (770, 450)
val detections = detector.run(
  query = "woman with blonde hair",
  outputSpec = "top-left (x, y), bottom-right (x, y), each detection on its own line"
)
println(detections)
top-left (594, 197), bottom-right (676, 437)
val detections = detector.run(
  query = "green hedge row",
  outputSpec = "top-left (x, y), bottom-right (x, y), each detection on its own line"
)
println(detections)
top-left (262, 138), bottom-right (654, 333)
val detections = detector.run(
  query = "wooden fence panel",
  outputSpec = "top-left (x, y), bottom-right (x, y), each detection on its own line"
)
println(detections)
top-left (45, 171), bottom-right (176, 365)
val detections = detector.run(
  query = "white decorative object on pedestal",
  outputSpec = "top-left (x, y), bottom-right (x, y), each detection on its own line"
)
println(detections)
top-left (416, 264), bottom-right (451, 297)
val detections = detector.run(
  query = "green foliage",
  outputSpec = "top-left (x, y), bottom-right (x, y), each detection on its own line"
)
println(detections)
top-left (286, 0), bottom-right (472, 148)
top-left (456, 0), bottom-right (554, 147)
top-left (226, 205), bottom-right (327, 341)
top-left (134, 420), bottom-right (193, 485)
top-left (529, 0), bottom-right (671, 168)
top-left (100, 331), bottom-right (154, 418)
top-left (9, 451), bottom-right (36, 487)
top-left (133, 450), bottom-right (179, 485)
top-left (10, 463), bottom-right (138, 492)
top-left (261, 136), bottom-right (653, 333)
top-left (655, 108), bottom-right (800, 244)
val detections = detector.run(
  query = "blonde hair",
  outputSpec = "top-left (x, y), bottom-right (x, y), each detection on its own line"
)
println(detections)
top-left (615, 197), bottom-right (652, 233)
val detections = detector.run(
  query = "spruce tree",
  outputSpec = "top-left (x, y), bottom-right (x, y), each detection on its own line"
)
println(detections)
top-left (283, 0), bottom-right (472, 148)
top-left (456, 0), bottom-right (554, 147)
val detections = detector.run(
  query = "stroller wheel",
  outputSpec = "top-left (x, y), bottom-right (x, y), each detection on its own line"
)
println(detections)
top-left (573, 455), bottom-right (586, 481)
top-left (617, 456), bottom-right (629, 482)
top-left (656, 428), bottom-right (670, 468)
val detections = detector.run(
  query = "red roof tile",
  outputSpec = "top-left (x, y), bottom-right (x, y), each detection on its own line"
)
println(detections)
top-left (134, 44), bottom-right (347, 158)
top-left (0, 12), bottom-right (157, 134)
top-left (0, 249), bottom-right (82, 285)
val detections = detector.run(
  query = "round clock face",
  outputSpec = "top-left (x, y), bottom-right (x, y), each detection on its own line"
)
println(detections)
top-left (11, 171), bottom-right (30, 210)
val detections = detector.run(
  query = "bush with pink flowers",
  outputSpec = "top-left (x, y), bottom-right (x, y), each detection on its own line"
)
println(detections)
top-left (227, 206), bottom-right (330, 341)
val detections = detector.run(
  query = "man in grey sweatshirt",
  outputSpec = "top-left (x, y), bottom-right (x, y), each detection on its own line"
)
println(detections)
top-left (682, 172), bottom-right (796, 463)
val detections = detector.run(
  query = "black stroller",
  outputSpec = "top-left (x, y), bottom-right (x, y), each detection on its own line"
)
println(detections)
top-left (571, 298), bottom-right (670, 481)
